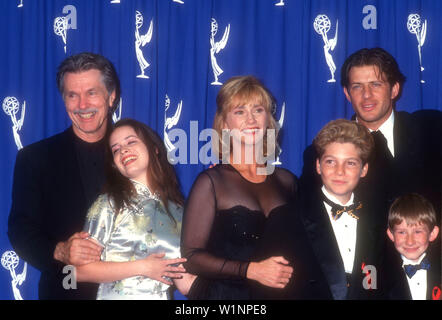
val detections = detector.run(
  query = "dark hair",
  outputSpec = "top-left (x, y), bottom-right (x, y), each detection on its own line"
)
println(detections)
top-left (340, 48), bottom-right (406, 99)
top-left (103, 119), bottom-right (184, 224)
top-left (313, 119), bottom-right (374, 165)
top-left (388, 193), bottom-right (437, 231)
top-left (56, 52), bottom-right (121, 113)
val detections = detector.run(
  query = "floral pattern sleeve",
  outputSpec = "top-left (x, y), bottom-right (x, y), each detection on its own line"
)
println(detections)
top-left (83, 194), bottom-right (115, 248)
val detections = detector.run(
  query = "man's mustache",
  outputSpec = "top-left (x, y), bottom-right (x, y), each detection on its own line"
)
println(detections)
top-left (74, 108), bottom-right (99, 114)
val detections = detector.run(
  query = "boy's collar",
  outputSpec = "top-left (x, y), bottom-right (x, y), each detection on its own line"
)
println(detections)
top-left (401, 252), bottom-right (427, 266)
top-left (321, 185), bottom-right (354, 207)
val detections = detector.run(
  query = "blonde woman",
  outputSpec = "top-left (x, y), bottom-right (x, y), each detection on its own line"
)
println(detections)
top-left (181, 76), bottom-right (296, 299)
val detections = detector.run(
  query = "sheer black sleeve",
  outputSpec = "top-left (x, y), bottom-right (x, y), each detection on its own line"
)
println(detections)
top-left (181, 172), bottom-right (250, 280)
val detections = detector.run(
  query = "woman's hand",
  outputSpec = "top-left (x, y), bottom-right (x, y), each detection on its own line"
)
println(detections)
top-left (137, 253), bottom-right (187, 285)
top-left (246, 256), bottom-right (293, 288)
top-left (173, 265), bottom-right (197, 296)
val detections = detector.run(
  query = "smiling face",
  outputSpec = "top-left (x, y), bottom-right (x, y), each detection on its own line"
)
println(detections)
top-left (316, 142), bottom-right (368, 204)
top-left (387, 221), bottom-right (439, 263)
top-left (110, 125), bottom-right (150, 186)
top-left (63, 69), bottom-right (115, 142)
top-left (223, 95), bottom-right (270, 146)
top-left (343, 65), bottom-right (399, 131)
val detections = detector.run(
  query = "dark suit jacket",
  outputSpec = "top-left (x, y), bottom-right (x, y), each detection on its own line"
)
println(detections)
top-left (7, 127), bottom-right (105, 299)
top-left (298, 186), bottom-right (386, 300)
top-left (357, 110), bottom-right (442, 224)
top-left (382, 241), bottom-right (441, 300)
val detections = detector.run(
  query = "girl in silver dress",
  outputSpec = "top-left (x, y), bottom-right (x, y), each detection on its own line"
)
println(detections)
top-left (76, 118), bottom-right (194, 299)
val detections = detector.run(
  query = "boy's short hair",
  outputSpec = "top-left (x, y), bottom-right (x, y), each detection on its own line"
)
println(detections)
top-left (388, 193), bottom-right (437, 230)
top-left (313, 119), bottom-right (374, 164)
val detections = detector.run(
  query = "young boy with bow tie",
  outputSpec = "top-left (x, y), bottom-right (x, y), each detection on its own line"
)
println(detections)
top-left (299, 119), bottom-right (386, 299)
top-left (384, 193), bottom-right (441, 300)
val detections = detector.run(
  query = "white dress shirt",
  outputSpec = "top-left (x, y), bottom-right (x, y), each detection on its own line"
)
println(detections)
top-left (365, 111), bottom-right (395, 157)
top-left (402, 253), bottom-right (428, 300)
top-left (321, 186), bottom-right (358, 273)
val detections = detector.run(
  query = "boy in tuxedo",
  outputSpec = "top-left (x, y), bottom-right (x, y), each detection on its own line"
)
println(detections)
top-left (385, 193), bottom-right (441, 300)
top-left (299, 119), bottom-right (386, 299)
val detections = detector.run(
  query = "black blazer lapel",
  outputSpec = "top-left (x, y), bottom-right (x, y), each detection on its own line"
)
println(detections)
top-left (380, 242), bottom-right (412, 300)
top-left (348, 206), bottom-right (381, 298)
top-left (391, 271), bottom-right (413, 300)
top-left (300, 189), bottom-right (348, 300)
top-left (392, 111), bottom-right (422, 172)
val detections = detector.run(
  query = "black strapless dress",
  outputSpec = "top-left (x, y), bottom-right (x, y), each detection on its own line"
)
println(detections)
top-left (181, 164), bottom-right (298, 300)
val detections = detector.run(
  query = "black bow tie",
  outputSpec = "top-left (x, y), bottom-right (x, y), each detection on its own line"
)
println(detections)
top-left (404, 257), bottom-right (430, 278)
top-left (321, 192), bottom-right (362, 221)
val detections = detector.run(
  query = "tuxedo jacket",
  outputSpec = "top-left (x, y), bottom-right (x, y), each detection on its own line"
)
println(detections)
top-left (382, 241), bottom-right (441, 300)
top-left (8, 127), bottom-right (104, 299)
top-left (300, 110), bottom-right (442, 227)
top-left (298, 186), bottom-right (386, 300)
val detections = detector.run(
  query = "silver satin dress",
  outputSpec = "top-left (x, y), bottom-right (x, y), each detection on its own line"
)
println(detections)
top-left (83, 180), bottom-right (183, 300)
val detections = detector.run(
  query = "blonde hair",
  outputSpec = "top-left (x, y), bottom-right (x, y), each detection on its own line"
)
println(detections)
top-left (388, 193), bottom-right (437, 230)
top-left (212, 75), bottom-right (279, 160)
top-left (313, 119), bottom-right (374, 164)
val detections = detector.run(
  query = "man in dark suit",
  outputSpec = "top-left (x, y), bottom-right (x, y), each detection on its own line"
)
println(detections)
top-left (7, 52), bottom-right (121, 299)
top-left (340, 47), bottom-right (441, 226)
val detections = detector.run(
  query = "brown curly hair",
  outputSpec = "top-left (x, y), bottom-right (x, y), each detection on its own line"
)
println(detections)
top-left (313, 119), bottom-right (374, 164)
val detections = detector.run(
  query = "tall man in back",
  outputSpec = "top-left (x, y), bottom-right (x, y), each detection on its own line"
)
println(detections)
top-left (8, 52), bottom-right (121, 299)
top-left (340, 47), bottom-right (441, 225)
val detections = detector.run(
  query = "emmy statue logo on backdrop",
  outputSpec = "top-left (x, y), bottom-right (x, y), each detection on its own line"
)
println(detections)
top-left (314, 14), bottom-right (338, 83)
top-left (17, 0), bottom-right (23, 7)
top-left (2, 251), bottom-right (27, 300)
top-left (135, 11), bottom-right (153, 79)
top-left (173, 0), bottom-right (184, 4)
top-left (54, 16), bottom-right (68, 53)
top-left (3, 96), bottom-right (25, 150)
top-left (112, 98), bottom-right (123, 124)
top-left (407, 13), bottom-right (427, 83)
top-left (53, 5), bottom-right (77, 54)
top-left (210, 18), bottom-right (230, 86)
top-left (110, 0), bottom-right (120, 3)
top-left (275, 0), bottom-right (285, 6)
top-left (272, 102), bottom-right (285, 165)
top-left (164, 94), bottom-right (182, 153)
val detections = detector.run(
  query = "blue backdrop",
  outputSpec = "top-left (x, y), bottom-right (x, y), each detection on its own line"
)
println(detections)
top-left (0, 0), bottom-right (441, 300)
